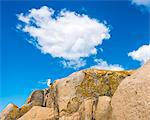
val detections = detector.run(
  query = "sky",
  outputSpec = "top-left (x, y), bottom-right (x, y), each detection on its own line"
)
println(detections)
top-left (0, 0), bottom-right (150, 111)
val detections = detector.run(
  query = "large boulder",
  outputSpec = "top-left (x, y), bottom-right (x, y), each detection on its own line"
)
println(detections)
top-left (111, 60), bottom-right (150, 120)
top-left (18, 106), bottom-right (55, 120)
top-left (26, 90), bottom-right (44, 106)
top-left (56, 71), bottom-right (85, 115)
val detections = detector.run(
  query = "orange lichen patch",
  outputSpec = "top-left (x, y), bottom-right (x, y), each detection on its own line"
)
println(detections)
top-left (76, 69), bottom-right (133, 98)
top-left (84, 69), bottom-right (134, 76)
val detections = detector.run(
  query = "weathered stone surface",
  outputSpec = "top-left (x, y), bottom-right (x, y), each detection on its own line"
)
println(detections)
top-left (26, 90), bottom-right (44, 106)
top-left (94, 96), bottom-right (111, 120)
top-left (18, 106), bottom-right (55, 120)
top-left (59, 98), bottom-right (95, 120)
top-left (43, 88), bottom-right (50, 107)
top-left (83, 98), bottom-right (94, 120)
top-left (0, 103), bottom-right (19, 120)
top-left (45, 80), bottom-right (60, 119)
top-left (56, 71), bottom-right (85, 113)
top-left (59, 112), bottom-right (80, 120)
top-left (111, 60), bottom-right (150, 120)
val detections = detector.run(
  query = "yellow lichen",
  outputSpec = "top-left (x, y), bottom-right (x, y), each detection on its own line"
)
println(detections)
top-left (76, 69), bottom-right (133, 98)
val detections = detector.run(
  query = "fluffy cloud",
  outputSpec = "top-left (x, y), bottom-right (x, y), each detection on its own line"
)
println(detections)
top-left (62, 59), bottom-right (86, 69)
top-left (91, 59), bottom-right (124, 71)
top-left (131, 0), bottom-right (150, 8)
top-left (128, 44), bottom-right (150, 64)
top-left (17, 6), bottom-right (110, 69)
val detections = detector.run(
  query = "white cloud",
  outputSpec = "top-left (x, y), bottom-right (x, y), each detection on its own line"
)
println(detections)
top-left (17, 13), bottom-right (30, 24)
top-left (17, 6), bottom-right (110, 69)
top-left (91, 59), bottom-right (124, 71)
top-left (128, 44), bottom-right (150, 64)
top-left (131, 0), bottom-right (150, 8)
top-left (62, 59), bottom-right (86, 69)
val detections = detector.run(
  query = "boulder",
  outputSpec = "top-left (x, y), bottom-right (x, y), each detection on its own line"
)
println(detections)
top-left (94, 96), bottom-right (111, 120)
top-left (18, 106), bottom-right (55, 120)
top-left (26, 90), bottom-right (44, 106)
top-left (56, 71), bottom-right (85, 113)
top-left (111, 60), bottom-right (150, 120)
top-left (0, 103), bottom-right (19, 120)
top-left (17, 103), bottom-right (32, 118)
top-left (79, 98), bottom-right (94, 120)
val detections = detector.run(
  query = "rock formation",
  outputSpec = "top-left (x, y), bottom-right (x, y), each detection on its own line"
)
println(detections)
top-left (1, 62), bottom-right (149, 120)
top-left (111, 60), bottom-right (150, 120)
top-left (0, 104), bottom-right (19, 120)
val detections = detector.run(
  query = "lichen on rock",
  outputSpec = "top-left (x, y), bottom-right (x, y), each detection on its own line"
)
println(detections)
top-left (76, 69), bottom-right (133, 98)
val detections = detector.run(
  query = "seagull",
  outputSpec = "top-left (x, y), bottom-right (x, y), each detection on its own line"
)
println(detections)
top-left (47, 79), bottom-right (51, 87)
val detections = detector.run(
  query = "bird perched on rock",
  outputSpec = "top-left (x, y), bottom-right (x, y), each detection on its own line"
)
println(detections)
top-left (47, 79), bottom-right (51, 87)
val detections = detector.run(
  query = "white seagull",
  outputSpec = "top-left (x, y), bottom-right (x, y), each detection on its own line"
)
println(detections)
top-left (47, 79), bottom-right (51, 87)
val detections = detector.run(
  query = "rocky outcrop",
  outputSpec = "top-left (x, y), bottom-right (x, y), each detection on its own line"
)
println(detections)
top-left (0, 69), bottom-right (133, 120)
top-left (42, 69), bottom-right (132, 120)
top-left (1, 61), bottom-right (150, 120)
top-left (111, 61), bottom-right (150, 120)
top-left (0, 104), bottom-right (19, 120)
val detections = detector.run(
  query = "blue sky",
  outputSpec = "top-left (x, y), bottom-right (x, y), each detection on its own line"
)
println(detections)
top-left (0, 0), bottom-right (150, 111)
